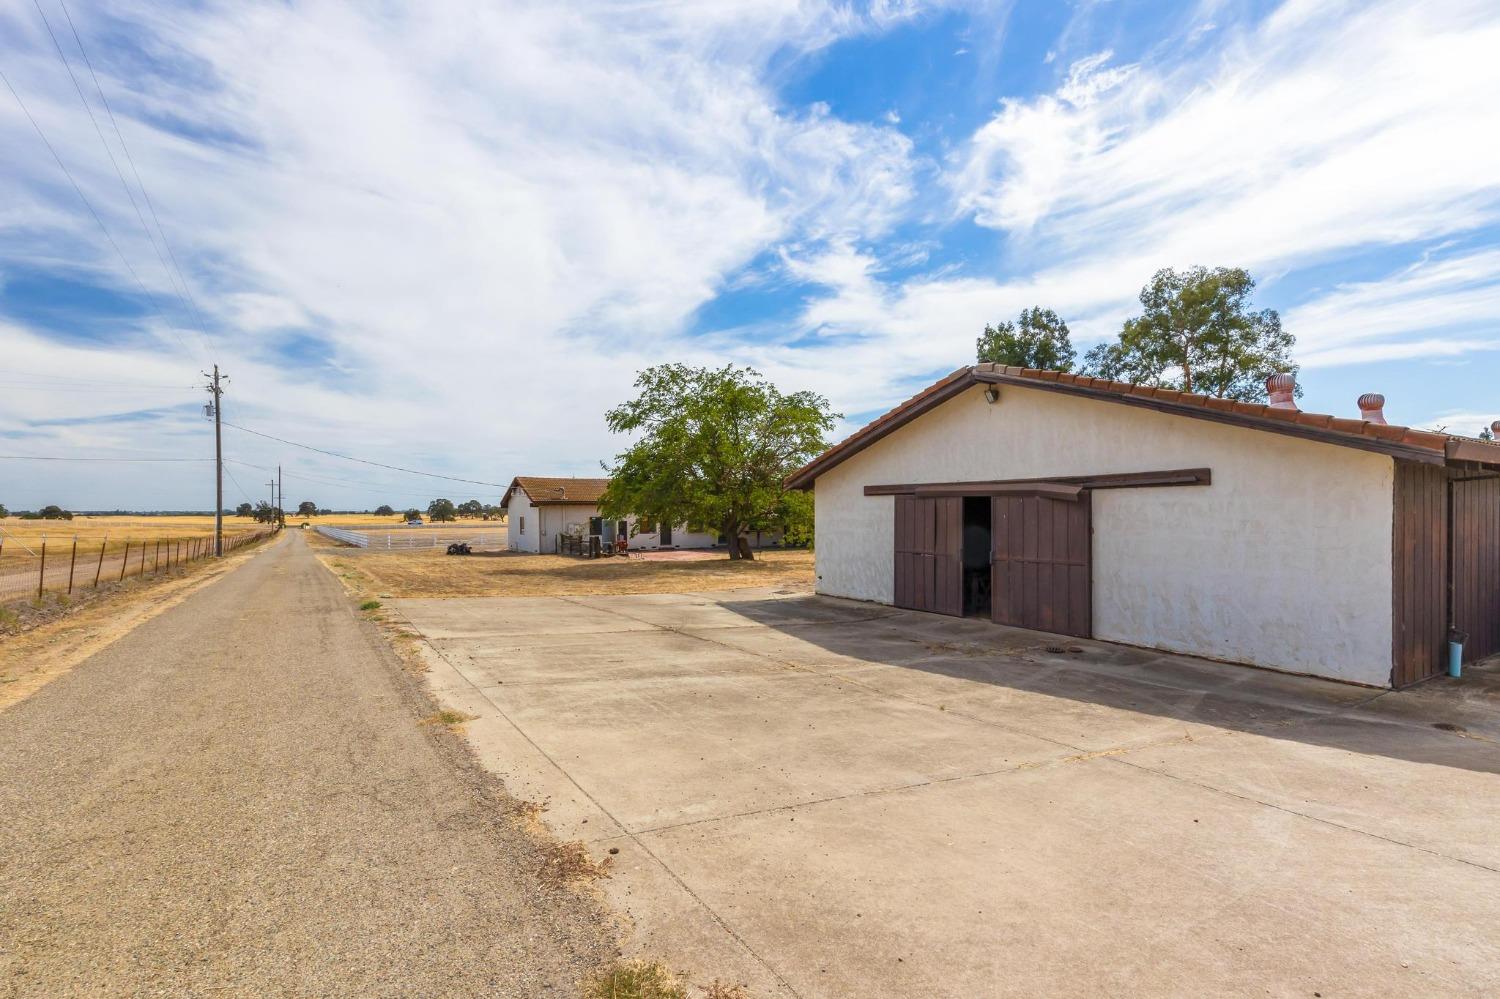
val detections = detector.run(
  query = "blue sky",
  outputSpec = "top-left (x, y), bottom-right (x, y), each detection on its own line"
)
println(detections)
top-left (2, 0), bottom-right (1498, 510)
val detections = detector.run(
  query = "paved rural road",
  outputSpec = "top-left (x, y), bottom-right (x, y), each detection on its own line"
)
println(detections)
top-left (0, 532), bottom-right (611, 997)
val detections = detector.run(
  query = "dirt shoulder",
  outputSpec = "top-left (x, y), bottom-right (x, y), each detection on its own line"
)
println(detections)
top-left (0, 533), bottom-right (278, 712)
top-left (314, 544), bottom-right (814, 599)
top-left (0, 530), bottom-right (615, 995)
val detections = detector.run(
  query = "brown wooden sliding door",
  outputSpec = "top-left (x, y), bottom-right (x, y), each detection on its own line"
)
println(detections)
top-left (893, 495), bottom-right (963, 617)
top-left (991, 493), bottom-right (1092, 638)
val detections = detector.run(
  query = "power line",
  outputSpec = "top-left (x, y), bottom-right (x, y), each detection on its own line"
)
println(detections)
top-left (0, 63), bottom-right (198, 362)
top-left (220, 421), bottom-right (507, 488)
top-left (55, 0), bottom-right (216, 363)
top-left (222, 462), bottom-right (254, 505)
top-left (0, 456), bottom-right (213, 462)
top-left (226, 459), bottom-right (464, 503)
top-left (0, 374), bottom-right (198, 389)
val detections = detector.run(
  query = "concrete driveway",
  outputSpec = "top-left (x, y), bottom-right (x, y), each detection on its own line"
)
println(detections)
top-left (396, 588), bottom-right (1500, 997)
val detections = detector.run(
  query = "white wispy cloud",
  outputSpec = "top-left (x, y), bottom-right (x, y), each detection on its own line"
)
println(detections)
top-left (774, 0), bottom-right (1500, 430)
top-left (0, 0), bottom-right (928, 506)
top-left (2, 0), bottom-right (1498, 509)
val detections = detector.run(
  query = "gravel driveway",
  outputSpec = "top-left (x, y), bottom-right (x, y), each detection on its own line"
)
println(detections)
top-left (0, 531), bottom-right (611, 997)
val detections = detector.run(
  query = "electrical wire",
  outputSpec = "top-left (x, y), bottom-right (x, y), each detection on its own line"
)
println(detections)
top-left (221, 462), bottom-right (255, 504)
top-left (0, 454), bottom-right (212, 461)
top-left (0, 62), bottom-right (198, 363)
top-left (220, 421), bottom-right (507, 488)
top-left (55, 0), bottom-right (216, 363)
top-left (226, 459), bottom-right (467, 503)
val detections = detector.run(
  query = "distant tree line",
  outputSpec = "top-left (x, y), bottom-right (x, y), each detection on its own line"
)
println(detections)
top-left (10, 504), bottom-right (74, 520)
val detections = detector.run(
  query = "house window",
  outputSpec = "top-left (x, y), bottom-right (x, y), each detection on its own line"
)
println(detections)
top-left (519, 516), bottom-right (526, 535)
top-left (640, 519), bottom-right (656, 534)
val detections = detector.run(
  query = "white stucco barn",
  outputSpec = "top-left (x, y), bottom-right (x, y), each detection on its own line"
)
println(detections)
top-left (789, 364), bottom-right (1500, 688)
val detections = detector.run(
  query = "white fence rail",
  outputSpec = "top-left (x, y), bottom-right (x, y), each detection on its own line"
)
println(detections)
top-left (315, 526), bottom-right (505, 551)
top-left (315, 526), bottom-right (369, 548)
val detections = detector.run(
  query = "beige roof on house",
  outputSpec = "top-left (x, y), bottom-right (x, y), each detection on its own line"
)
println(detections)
top-left (501, 476), bottom-right (610, 508)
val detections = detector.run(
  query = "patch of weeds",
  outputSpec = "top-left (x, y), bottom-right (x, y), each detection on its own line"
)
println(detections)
top-left (698, 981), bottom-right (748, 999)
top-left (358, 599), bottom-right (382, 611)
top-left (510, 798), bottom-right (549, 825)
top-left (581, 959), bottom-right (685, 999)
top-left (538, 839), bottom-right (611, 886)
top-left (420, 709), bottom-right (475, 727)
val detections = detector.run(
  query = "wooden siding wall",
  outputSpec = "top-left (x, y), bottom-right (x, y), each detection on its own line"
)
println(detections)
top-left (893, 495), bottom-right (963, 616)
top-left (1392, 462), bottom-right (1448, 687)
top-left (1452, 475), bottom-right (1500, 662)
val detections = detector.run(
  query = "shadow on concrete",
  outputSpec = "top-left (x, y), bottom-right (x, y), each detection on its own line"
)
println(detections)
top-left (712, 594), bottom-right (1500, 776)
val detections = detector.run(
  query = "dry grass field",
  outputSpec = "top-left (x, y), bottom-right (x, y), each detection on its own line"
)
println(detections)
top-left (0, 515), bottom-right (262, 565)
top-left (316, 546), bottom-right (815, 598)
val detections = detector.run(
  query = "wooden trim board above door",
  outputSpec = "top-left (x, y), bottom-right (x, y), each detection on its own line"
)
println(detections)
top-left (915, 483), bottom-right (1083, 501)
top-left (865, 468), bottom-right (1210, 497)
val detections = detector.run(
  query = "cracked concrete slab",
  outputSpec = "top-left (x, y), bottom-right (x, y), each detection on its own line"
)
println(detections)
top-left (398, 589), bottom-right (1500, 997)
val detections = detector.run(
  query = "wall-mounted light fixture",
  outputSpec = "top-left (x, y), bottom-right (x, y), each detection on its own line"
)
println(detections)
top-left (983, 386), bottom-right (1000, 404)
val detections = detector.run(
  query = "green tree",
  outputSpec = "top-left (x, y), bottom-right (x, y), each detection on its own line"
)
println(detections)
top-left (374, 504), bottom-right (394, 516)
top-left (235, 502), bottom-right (253, 518)
top-left (403, 508), bottom-right (421, 522)
top-left (976, 307), bottom-right (1075, 371)
top-left (33, 504), bottom-right (73, 520)
top-left (1481, 426), bottom-right (1495, 442)
top-left (600, 364), bottom-right (837, 560)
top-left (0, 503), bottom-right (8, 519)
top-left (1081, 266), bottom-right (1296, 401)
top-left (427, 498), bottom-right (456, 522)
top-left (457, 499), bottom-right (484, 518)
top-left (296, 501), bottom-right (318, 517)
top-left (252, 501), bottom-right (278, 524)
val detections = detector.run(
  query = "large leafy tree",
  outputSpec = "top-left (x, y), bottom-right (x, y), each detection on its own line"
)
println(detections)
top-left (600, 364), bottom-right (837, 560)
top-left (457, 499), bottom-right (484, 518)
top-left (427, 498), bottom-right (457, 522)
top-left (235, 502), bottom-right (253, 518)
top-left (976, 307), bottom-right (1075, 371)
top-left (374, 504), bottom-right (395, 516)
top-left (296, 501), bottom-right (318, 517)
top-left (1081, 267), bottom-right (1295, 401)
top-left (252, 501), bottom-right (278, 524)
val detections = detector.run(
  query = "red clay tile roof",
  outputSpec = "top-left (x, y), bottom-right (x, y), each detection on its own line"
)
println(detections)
top-left (786, 364), bottom-right (1500, 489)
top-left (502, 476), bottom-right (610, 507)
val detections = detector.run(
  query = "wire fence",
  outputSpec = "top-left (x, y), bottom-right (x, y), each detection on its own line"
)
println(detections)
top-left (314, 526), bottom-right (505, 551)
top-left (0, 527), bottom-right (278, 605)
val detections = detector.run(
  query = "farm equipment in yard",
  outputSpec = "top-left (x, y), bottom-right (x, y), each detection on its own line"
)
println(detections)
top-left (445, 542), bottom-right (472, 556)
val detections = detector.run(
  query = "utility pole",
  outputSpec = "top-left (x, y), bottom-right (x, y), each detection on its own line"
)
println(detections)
top-left (204, 365), bottom-right (227, 557)
top-left (277, 465), bottom-right (283, 526)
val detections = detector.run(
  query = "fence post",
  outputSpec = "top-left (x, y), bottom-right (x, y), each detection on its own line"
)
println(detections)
top-left (120, 540), bottom-right (130, 581)
top-left (94, 537), bottom-right (107, 588)
top-left (67, 537), bottom-right (78, 594)
top-left (139, 542), bottom-right (146, 576)
top-left (38, 537), bottom-right (47, 600)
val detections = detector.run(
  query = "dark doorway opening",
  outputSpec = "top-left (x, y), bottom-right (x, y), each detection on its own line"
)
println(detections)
top-left (962, 496), bottom-right (992, 617)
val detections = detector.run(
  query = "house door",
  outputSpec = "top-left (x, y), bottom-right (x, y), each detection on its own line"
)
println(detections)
top-left (660, 523), bottom-right (673, 545)
top-left (893, 495), bottom-right (962, 616)
top-left (991, 492), bottom-right (1092, 638)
